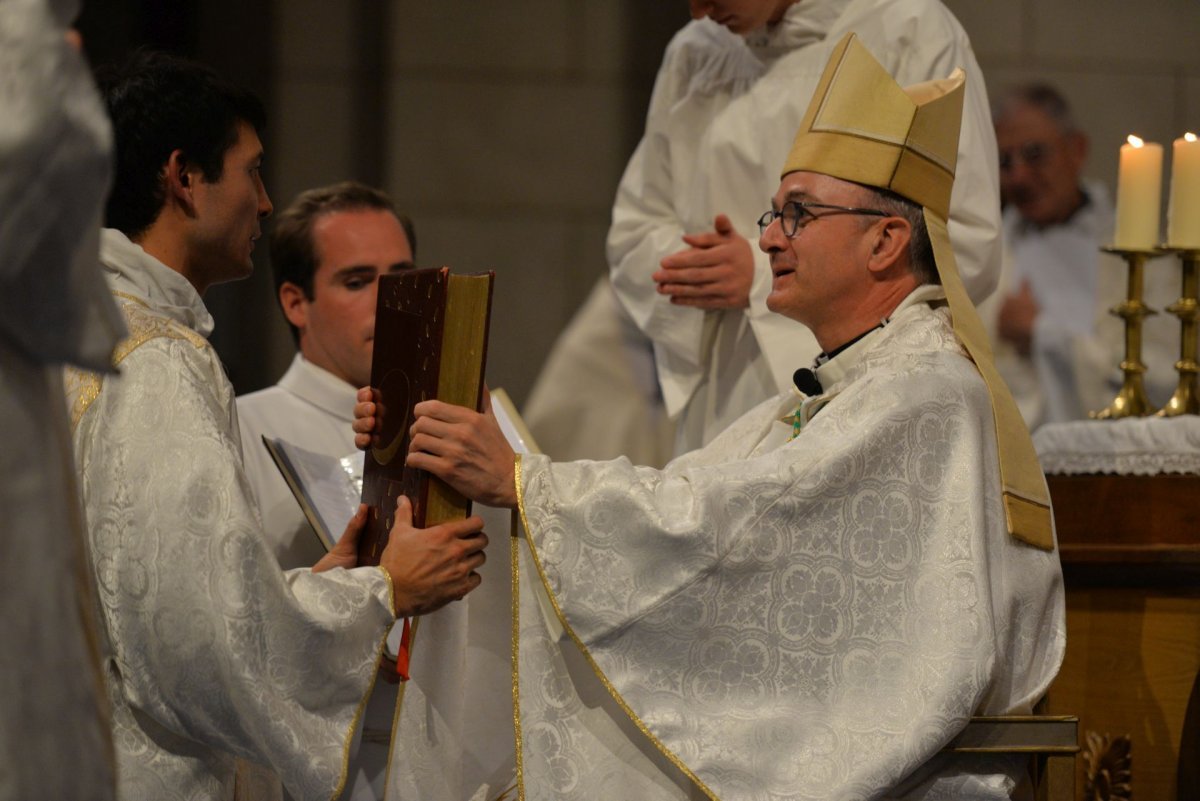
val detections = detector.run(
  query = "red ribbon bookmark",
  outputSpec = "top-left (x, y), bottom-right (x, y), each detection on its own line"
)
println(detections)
top-left (394, 617), bottom-right (411, 682)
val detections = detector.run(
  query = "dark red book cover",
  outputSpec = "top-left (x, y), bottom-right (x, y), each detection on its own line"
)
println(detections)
top-left (358, 267), bottom-right (494, 566)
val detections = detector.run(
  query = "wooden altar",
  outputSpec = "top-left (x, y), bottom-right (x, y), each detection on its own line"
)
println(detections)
top-left (1043, 474), bottom-right (1200, 800)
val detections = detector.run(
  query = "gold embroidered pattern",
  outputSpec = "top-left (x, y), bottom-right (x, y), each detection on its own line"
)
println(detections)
top-left (511, 457), bottom-right (526, 801)
top-left (63, 366), bottom-right (102, 433)
top-left (514, 456), bottom-right (717, 800)
top-left (65, 292), bottom-right (211, 431)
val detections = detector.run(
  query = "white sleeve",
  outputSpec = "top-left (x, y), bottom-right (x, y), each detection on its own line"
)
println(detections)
top-left (607, 42), bottom-right (707, 377)
top-left (76, 335), bottom-right (394, 801)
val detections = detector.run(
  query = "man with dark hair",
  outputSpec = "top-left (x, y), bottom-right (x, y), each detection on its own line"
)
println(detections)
top-left (66, 52), bottom-right (488, 801)
top-left (237, 182), bottom-right (420, 801)
top-left (239, 181), bottom-right (418, 569)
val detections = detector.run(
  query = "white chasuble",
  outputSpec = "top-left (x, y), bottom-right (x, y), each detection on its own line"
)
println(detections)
top-left (67, 230), bottom-right (396, 801)
top-left (513, 298), bottom-right (1065, 800)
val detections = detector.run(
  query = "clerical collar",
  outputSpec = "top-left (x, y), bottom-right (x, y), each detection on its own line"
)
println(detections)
top-left (804, 284), bottom-right (948, 395)
top-left (814, 322), bottom-right (887, 366)
top-left (1012, 185), bottom-right (1092, 233)
top-left (794, 322), bottom-right (886, 396)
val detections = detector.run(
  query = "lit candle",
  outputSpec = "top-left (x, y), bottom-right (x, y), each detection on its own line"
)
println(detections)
top-left (1168, 132), bottom-right (1200, 248)
top-left (1113, 134), bottom-right (1164, 250)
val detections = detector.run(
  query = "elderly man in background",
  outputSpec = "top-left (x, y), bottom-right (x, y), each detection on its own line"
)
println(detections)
top-left (987, 83), bottom-right (1181, 424)
top-left (985, 83), bottom-right (1115, 426)
top-left (360, 34), bottom-right (1065, 800)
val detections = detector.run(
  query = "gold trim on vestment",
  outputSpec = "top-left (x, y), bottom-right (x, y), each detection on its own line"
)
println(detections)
top-left (50, 366), bottom-right (118, 777)
top-left (514, 455), bottom-right (718, 800)
top-left (509, 460), bottom-right (526, 801)
top-left (65, 291), bottom-right (210, 430)
top-left (330, 567), bottom-right (395, 801)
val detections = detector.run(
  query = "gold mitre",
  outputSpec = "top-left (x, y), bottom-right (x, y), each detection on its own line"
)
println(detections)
top-left (782, 33), bottom-right (1055, 552)
top-left (781, 32), bottom-right (963, 220)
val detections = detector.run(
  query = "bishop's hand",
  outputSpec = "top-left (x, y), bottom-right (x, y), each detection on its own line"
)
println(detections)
top-left (407, 393), bottom-right (518, 509)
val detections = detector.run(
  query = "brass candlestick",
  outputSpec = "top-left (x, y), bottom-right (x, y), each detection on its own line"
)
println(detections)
top-left (1157, 248), bottom-right (1200, 416)
top-left (1091, 247), bottom-right (1162, 419)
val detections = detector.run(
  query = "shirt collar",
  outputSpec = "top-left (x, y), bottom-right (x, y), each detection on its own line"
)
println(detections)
top-left (1004, 179), bottom-right (1113, 240)
top-left (813, 283), bottom-right (946, 390)
top-left (99, 228), bottom-right (215, 337)
top-left (277, 353), bottom-right (359, 422)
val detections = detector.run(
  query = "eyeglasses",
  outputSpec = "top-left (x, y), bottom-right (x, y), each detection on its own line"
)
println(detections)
top-left (998, 141), bottom-right (1052, 172)
top-left (757, 201), bottom-right (889, 238)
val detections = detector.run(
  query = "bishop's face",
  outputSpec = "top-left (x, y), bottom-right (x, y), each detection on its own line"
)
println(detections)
top-left (759, 171), bottom-right (878, 332)
top-left (687, 0), bottom-right (794, 35)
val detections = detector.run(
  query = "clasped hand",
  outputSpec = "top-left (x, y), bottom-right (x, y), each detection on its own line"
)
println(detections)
top-left (653, 213), bottom-right (754, 309)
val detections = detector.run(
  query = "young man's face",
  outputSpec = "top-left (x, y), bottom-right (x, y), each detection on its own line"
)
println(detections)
top-left (189, 120), bottom-right (273, 287)
top-left (284, 208), bottom-right (415, 388)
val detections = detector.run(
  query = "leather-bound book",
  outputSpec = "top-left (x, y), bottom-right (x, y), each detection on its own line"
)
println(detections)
top-left (358, 267), bottom-right (495, 566)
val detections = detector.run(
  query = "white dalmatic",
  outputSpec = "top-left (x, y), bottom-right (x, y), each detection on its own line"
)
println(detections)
top-left (68, 231), bottom-right (396, 801)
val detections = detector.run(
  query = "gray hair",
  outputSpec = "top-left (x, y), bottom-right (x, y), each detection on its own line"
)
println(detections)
top-left (860, 185), bottom-right (938, 286)
top-left (992, 83), bottom-right (1078, 135)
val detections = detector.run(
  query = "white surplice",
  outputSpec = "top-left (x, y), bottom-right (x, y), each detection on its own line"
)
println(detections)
top-left (65, 229), bottom-right (396, 801)
top-left (1, 1), bottom-right (124, 798)
top-left (238, 353), bottom-right (361, 570)
top-left (513, 289), bottom-right (1065, 800)
top-left (609, 0), bottom-right (1003, 453)
top-left (523, 277), bottom-right (675, 468)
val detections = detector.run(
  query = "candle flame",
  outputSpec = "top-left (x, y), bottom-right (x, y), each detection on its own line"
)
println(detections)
top-left (1127, 134), bottom-right (1145, 148)
top-left (1187, 132), bottom-right (1198, 143)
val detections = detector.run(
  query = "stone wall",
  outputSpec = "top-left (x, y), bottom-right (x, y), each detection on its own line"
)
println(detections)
top-left (259, 1), bottom-right (1200, 403)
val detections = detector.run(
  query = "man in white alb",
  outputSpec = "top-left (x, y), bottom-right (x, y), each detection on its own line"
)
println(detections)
top-left (66, 52), bottom-right (487, 801)
top-left (238, 182), bottom-right (417, 570)
top-left (1, 3), bottom-right (124, 798)
top-left (241, 183), bottom-right (518, 801)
